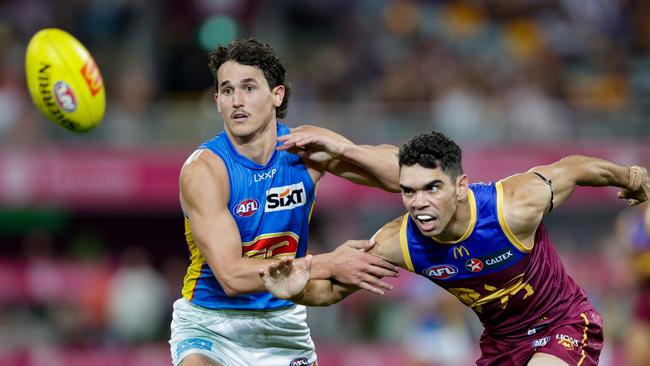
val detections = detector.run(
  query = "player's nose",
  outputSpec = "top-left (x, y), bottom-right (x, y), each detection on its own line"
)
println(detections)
top-left (232, 89), bottom-right (244, 107)
top-left (413, 191), bottom-right (429, 208)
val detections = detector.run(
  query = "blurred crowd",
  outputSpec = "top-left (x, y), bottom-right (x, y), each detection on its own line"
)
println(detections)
top-left (0, 0), bottom-right (649, 146)
top-left (0, 0), bottom-right (649, 365)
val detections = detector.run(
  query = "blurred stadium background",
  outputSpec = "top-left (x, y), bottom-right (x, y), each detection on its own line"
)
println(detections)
top-left (0, 0), bottom-right (649, 365)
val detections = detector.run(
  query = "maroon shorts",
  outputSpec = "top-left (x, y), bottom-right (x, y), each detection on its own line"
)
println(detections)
top-left (477, 310), bottom-right (603, 366)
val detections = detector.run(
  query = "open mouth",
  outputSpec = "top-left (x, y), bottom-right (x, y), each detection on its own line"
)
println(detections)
top-left (232, 112), bottom-right (248, 122)
top-left (415, 214), bottom-right (437, 231)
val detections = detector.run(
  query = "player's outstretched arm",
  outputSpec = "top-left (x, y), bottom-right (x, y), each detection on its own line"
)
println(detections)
top-left (259, 254), bottom-right (359, 306)
top-left (261, 217), bottom-right (406, 306)
top-left (309, 239), bottom-right (400, 295)
top-left (180, 150), bottom-right (400, 297)
top-left (278, 125), bottom-right (400, 192)
top-left (501, 155), bottom-right (650, 246)
top-left (529, 156), bottom-right (649, 208)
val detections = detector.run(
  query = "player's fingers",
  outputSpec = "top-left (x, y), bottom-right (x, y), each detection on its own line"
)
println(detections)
top-left (364, 256), bottom-right (400, 273)
top-left (294, 135), bottom-right (317, 147)
top-left (365, 265), bottom-right (400, 278)
top-left (358, 281), bottom-right (385, 296)
top-left (362, 275), bottom-right (394, 290)
top-left (345, 240), bottom-right (372, 250)
top-left (259, 266), bottom-right (271, 280)
top-left (277, 139), bottom-right (297, 151)
top-left (278, 257), bottom-right (293, 271)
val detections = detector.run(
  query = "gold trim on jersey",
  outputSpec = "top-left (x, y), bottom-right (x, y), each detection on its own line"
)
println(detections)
top-left (496, 181), bottom-right (532, 252)
top-left (181, 217), bottom-right (207, 301)
top-left (433, 188), bottom-right (477, 244)
top-left (577, 312), bottom-right (590, 366)
top-left (308, 180), bottom-right (319, 223)
top-left (399, 214), bottom-right (415, 272)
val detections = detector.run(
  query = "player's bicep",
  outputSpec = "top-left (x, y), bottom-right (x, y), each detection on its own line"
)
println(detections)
top-left (180, 156), bottom-right (243, 273)
top-left (500, 173), bottom-right (554, 242)
top-left (368, 217), bottom-right (406, 268)
top-left (527, 160), bottom-right (579, 209)
top-left (325, 159), bottom-right (383, 187)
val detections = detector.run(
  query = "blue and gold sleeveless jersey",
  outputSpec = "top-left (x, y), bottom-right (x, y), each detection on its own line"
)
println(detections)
top-left (181, 123), bottom-right (316, 310)
top-left (400, 182), bottom-right (592, 339)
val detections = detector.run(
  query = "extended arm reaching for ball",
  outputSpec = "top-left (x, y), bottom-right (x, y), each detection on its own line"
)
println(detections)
top-left (260, 218), bottom-right (406, 306)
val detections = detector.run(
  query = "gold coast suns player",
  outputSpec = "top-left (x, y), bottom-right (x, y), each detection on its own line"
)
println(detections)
top-left (261, 131), bottom-right (650, 366)
top-left (169, 38), bottom-right (402, 366)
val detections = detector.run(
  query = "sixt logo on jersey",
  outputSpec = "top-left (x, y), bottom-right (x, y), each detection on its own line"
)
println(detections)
top-left (233, 198), bottom-right (259, 217)
top-left (289, 357), bottom-right (309, 366)
top-left (423, 264), bottom-right (458, 280)
top-left (265, 182), bottom-right (306, 212)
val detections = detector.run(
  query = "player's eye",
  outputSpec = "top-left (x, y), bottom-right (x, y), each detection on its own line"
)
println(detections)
top-left (221, 88), bottom-right (233, 95)
top-left (245, 85), bottom-right (255, 92)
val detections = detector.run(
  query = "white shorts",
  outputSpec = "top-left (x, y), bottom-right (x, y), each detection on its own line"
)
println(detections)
top-left (169, 298), bottom-right (317, 366)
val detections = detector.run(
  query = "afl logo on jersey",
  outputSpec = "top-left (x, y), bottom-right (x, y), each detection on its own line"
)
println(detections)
top-left (465, 258), bottom-right (484, 272)
top-left (234, 198), bottom-right (259, 217)
top-left (423, 264), bottom-right (458, 280)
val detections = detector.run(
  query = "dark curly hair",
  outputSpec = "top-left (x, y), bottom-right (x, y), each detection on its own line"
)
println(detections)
top-left (399, 131), bottom-right (463, 179)
top-left (208, 38), bottom-right (291, 119)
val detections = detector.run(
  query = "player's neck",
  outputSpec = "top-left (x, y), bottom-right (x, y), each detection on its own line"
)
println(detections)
top-left (227, 121), bottom-right (277, 165)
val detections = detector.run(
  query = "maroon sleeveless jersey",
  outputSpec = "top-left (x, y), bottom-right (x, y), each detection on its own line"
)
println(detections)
top-left (400, 182), bottom-right (595, 341)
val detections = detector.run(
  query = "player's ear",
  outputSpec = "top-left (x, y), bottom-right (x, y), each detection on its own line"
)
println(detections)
top-left (272, 85), bottom-right (285, 107)
top-left (456, 174), bottom-right (468, 201)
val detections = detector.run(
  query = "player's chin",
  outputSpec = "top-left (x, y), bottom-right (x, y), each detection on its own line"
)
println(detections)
top-left (416, 222), bottom-right (439, 236)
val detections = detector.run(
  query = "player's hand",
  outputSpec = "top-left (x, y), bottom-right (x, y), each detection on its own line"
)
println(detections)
top-left (328, 239), bottom-right (399, 295)
top-left (277, 126), bottom-right (348, 163)
top-left (618, 166), bottom-right (649, 206)
top-left (259, 255), bottom-right (312, 300)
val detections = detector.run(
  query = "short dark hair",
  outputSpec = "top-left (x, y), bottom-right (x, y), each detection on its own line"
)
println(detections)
top-left (208, 38), bottom-right (291, 119)
top-left (399, 131), bottom-right (463, 179)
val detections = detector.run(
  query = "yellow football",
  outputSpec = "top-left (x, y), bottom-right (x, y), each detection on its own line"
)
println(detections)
top-left (25, 28), bottom-right (105, 132)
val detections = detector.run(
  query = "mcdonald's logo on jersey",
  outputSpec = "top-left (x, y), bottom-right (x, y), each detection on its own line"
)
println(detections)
top-left (453, 245), bottom-right (470, 259)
